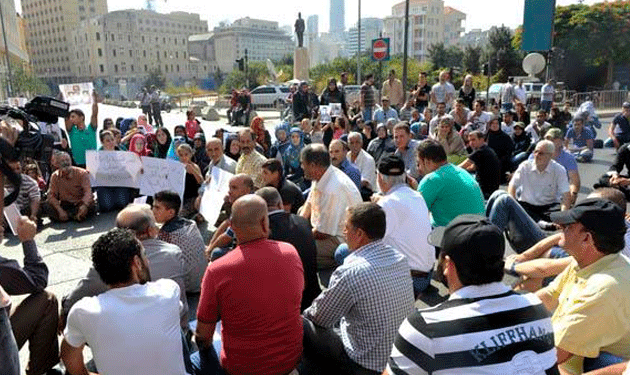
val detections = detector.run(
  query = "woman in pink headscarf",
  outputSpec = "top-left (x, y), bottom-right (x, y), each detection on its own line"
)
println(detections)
top-left (129, 133), bottom-right (151, 157)
top-left (250, 116), bottom-right (271, 156)
top-left (137, 114), bottom-right (154, 133)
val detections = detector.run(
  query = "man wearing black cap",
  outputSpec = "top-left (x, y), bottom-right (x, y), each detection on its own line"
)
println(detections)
top-left (386, 215), bottom-right (558, 375)
top-left (374, 155), bottom-right (434, 296)
top-left (536, 199), bottom-right (630, 374)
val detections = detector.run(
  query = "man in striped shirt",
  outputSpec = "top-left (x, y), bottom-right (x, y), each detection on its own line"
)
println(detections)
top-left (386, 215), bottom-right (558, 375)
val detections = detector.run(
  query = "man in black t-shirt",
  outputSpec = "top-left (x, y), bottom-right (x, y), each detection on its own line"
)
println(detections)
top-left (608, 101), bottom-right (630, 149)
top-left (459, 130), bottom-right (501, 199)
top-left (411, 72), bottom-right (431, 113)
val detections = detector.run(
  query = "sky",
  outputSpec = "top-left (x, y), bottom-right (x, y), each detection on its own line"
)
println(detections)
top-left (15, 0), bottom-right (602, 33)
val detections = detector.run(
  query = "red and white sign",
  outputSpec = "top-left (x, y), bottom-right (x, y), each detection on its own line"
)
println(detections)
top-left (372, 38), bottom-right (390, 61)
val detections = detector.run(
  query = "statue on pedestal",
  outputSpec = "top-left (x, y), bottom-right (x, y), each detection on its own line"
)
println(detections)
top-left (294, 13), bottom-right (305, 48)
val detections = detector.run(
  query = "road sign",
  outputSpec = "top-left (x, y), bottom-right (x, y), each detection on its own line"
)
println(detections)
top-left (372, 38), bottom-right (390, 62)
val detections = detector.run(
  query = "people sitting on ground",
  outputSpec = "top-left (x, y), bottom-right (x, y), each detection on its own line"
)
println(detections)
top-left (373, 155), bottom-right (434, 296)
top-left (319, 77), bottom-right (348, 118)
top-left (367, 123), bottom-right (396, 166)
top-left (299, 119), bottom-right (314, 145)
top-left (1, 217), bottom-right (60, 375)
top-left (42, 152), bottom-right (96, 222)
top-left (5, 158), bottom-right (41, 224)
top-left (565, 116), bottom-right (595, 162)
top-left (95, 131), bottom-right (134, 213)
top-left (192, 133), bottom-right (210, 173)
top-left (152, 190), bottom-right (207, 294)
top-left (61, 228), bottom-right (188, 375)
top-left (536, 198), bottom-right (630, 375)
top-left (298, 144), bottom-right (362, 270)
top-left (501, 109), bottom-right (517, 135)
top-left (250, 116), bottom-right (272, 157)
top-left (283, 127), bottom-right (306, 187)
top-left (595, 141), bottom-right (630, 200)
top-left (136, 113), bottom-right (153, 134)
top-left (23, 162), bottom-right (47, 193)
top-left (65, 91), bottom-right (98, 168)
top-left (173, 124), bottom-right (187, 142)
top-left (347, 132), bottom-right (377, 193)
top-left (464, 99), bottom-right (492, 134)
top-left (414, 139), bottom-right (485, 227)
top-left (449, 98), bottom-right (469, 131)
top-left (302, 203), bottom-right (414, 375)
top-left (203, 137), bottom-right (236, 175)
top-left (486, 116), bottom-right (515, 182)
top-left (128, 133), bottom-right (151, 157)
top-left (526, 109), bottom-right (552, 143)
top-left (398, 98), bottom-right (416, 122)
top-left (235, 128), bottom-right (267, 189)
top-left (261, 159), bottom-right (304, 214)
top-left (459, 130), bottom-right (501, 199)
top-left (510, 122), bottom-right (531, 168)
top-left (544, 128), bottom-right (581, 207)
top-left (606, 101), bottom-right (630, 148)
top-left (386, 215), bottom-right (558, 375)
top-left (549, 106), bottom-right (569, 134)
top-left (459, 74), bottom-right (476, 109)
top-left (60, 204), bottom-right (189, 330)
top-left (430, 116), bottom-right (466, 165)
top-left (332, 116), bottom-right (348, 140)
top-left (373, 96), bottom-right (399, 125)
top-left (269, 123), bottom-right (291, 161)
top-left (255, 187), bottom-right (320, 311)
top-left (393, 123), bottom-right (421, 181)
top-left (193, 195), bottom-right (304, 375)
top-left (508, 140), bottom-right (571, 224)
top-left (360, 120), bottom-right (376, 147)
top-left (515, 101), bottom-right (530, 125)
top-left (428, 102), bottom-right (448, 134)
top-left (503, 188), bottom-right (630, 293)
top-left (177, 144), bottom-right (203, 219)
top-left (224, 134), bottom-right (240, 161)
top-left (206, 174), bottom-right (255, 261)
top-left (329, 139), bottom-right (362, 192)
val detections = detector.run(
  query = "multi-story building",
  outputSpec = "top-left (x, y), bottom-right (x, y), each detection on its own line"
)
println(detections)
top-left (345, 18), bottom-right (384, 56)
top-left (383, 0), bottom-right (466, 61)
top-left (207, 17), bottom-right (293, 74)
top-left (21, 0), bottom-right (107, 84)
top-left (0, 0), bottom-right (30, 99)
top-left (458, 28), bottom-right (490, 48)
top-left (329, 0), bottom-right (345, 39)
top-left (69, 10), bottom-right (209, 98)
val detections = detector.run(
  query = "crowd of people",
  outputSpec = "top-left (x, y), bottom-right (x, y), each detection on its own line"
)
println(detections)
top-left (2, 69), bottom-right (630, 375)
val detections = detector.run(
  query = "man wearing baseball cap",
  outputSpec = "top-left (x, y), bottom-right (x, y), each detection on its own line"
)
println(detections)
top-left (386, 215), bottom-right (557, 374)
top-left (536, 198), bottom-right (630, 374)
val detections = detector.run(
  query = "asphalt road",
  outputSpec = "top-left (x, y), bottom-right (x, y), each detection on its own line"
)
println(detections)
top-left (2, 103), bottom-right (621, 373)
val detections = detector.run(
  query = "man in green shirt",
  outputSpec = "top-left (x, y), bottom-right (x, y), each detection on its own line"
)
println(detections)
top-left (416, 139), bottom-right (485, 227)
top-left (65, 91), bottom-right (98, 167)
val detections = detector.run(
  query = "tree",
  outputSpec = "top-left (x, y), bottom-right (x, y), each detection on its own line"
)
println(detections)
top-left (463, 46), bottom-right (482, 74)
top-left (12, 65), bottom-right (50, 96)
top-left (144, 68), bottom-right (166, 89)
top-left (485, 26), bottom-right (524, 81)
top-left (427, 42), bottom-right (448, 70)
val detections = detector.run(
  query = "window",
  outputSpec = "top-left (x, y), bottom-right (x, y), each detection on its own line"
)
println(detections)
top-left (131, 65), bottom-right (134, 72)
top-left (144, 64), bottom-right (148, 71)
top-left (143, 50), bottom-right (146, 57)
top-left (112, 49), bottom-right (116, 57)
top-left (95, 32), bottom-right (100, 40)
top-left (129, 50), bottom-right (132, 57)
top-left (114, 64), bottom-right (118, 72)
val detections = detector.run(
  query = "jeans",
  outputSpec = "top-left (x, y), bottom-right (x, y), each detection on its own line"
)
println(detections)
top-left (334, 244), bottom-right (433, 296)
top-left (362, 107), bottom-right (373, 122)
top-left (1, 307), bottom-right (19, 375)
top-left (485, 190), bottom-right (547, 254)
top-left (571, 149), bottom-right (593, 162)
top-left (583, 352), bottom-right (626, 372)
top-left (511, 152), bottom-right (529, 170)
top-left (300, 317), bottom-right (380, 375)
top-left (541, 100), bottom-right (552, 113)
top-left (190, 346), bottom-right (224, 375)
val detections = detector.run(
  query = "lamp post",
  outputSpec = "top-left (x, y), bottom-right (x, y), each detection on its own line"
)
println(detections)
top-left (356, 0), bottom-right (361, 85)
top-left (0, 0), bottom-right (13, 98)
top-left (402, 0), bottom-right (410, 98)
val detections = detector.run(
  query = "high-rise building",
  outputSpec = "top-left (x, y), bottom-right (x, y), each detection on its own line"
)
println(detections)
top-left (21, 0), bottom-right (108, 84)
top-left (330, 0), bottom-right (345, 37)
top-left (0, 0), bottom-right (30, 99)
top-left (383, 0), bottom-right (465, 61)
top-left (345, 18), bottom-right (384, 56)
top-left (70, 10), bottom-right (209, 97)
top-left (307, 15), bottom-right (319, 37)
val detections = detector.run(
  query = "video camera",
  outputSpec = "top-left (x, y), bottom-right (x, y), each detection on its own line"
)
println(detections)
top-left (0, 96), bottom-right (70, 206)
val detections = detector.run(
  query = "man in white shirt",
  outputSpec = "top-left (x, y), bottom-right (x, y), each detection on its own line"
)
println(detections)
top-left (61, 228), bottom-right (187, 375)
top-left (347, 132), bottom-right (376, 191)
top-left (508, 140), bottom-right (571, 223)
top-left (525, 109), bottom-right (552, 143)
top-left (374, 155), bottom-right (434, 297)
top-left (541, 79), bottom-right (555, 113)
top-left (299, 144), bottom-right (362, 269)
top-left (431, 71), bottom-right (454, 110)
top-left (514, 79), bottom-right (527, 104)
top-left (464, 99), bottom-right (492, 134)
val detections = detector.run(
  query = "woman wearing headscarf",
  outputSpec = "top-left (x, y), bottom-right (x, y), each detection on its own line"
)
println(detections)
top-left (192, 132), bottom-right (210, 172)
top-left (269, 122), bottom-right (291, 161)
top-left (129, 133), bottom-right (151, 157)
top-left (283, 127), bottom-right (305, 186)
top-left (153, 127), bottom-right (172, 159)
top-left (224, 135), bottom-right (240, 161)
top-left (430, 116), bottom-right (467, 164)
top-left (250, 116), bottom-right (272, 157)
top-left (137, 114), bottom-right (154, 133)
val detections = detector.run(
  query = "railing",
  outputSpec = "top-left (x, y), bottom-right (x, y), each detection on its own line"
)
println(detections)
top-left (566, 90), bottom-right (630, 110)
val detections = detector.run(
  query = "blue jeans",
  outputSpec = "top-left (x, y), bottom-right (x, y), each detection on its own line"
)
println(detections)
top-left (0, 307), bottom-right (19, 375)
top-left (541, 100), bottom-right (552, 113)
top-left (485, 190), bottom-right (547, 254)
top-left (572, 149), bottom-right (593, 162)
top-left (583, 352), bottom-right (625, 372)
top-left (362, 107), bottom-right (373, 122)
top-left (511, 152), bottom-right (529, 170)
top-left (190, 346), bottom-right (224, 375)
top-left (334, 244), bottom-right (433, 296)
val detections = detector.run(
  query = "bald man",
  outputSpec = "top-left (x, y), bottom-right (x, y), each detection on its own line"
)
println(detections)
top-left (194, 195), bottom-right (304, 375)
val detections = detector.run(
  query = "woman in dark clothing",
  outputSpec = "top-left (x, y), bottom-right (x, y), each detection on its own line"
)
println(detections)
top-left (458, 74), bottom-right (476, 110)
top-left (153, 127), bottom-right (172, 159)
top-left (366, 124), bottom-right (396, 166)
top-left (319, 77), bottom-right (348, 117)
top-left (224, 135), bottom-right (240, 161)
top-left (510, 122), bottom-right (532, 170)
top-left (486, 117), bottom-right (515, 183)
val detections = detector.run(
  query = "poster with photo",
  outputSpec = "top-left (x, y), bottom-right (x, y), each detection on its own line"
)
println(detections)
top-left (59, 82), bottom-right (94, 106)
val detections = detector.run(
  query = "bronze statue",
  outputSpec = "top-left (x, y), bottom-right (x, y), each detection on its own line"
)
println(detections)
top-left (294, 12), bottom-right (305, 48)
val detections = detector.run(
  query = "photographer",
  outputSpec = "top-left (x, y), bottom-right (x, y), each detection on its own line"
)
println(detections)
top-left (0, 216), bottom-right (60, 374)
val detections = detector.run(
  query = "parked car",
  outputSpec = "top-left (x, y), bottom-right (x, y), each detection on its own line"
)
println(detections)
top-left (250, 85), bottom-right (290, 109)
top-left (480, 82), bottom-right (544, 110)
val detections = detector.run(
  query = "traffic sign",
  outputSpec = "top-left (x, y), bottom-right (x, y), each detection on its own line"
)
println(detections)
top-left (372, 38), bottom-right (390, 62)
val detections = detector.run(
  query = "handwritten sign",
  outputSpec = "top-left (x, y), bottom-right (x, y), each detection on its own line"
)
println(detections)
top-left (199, 167), bottom-right (233, 224)
top-left (138, 157), bottom-right (186, 199)
top-left (86, 150), bottom-right (143, 188)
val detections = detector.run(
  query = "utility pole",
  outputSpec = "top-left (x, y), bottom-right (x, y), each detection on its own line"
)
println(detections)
top-left (401, 0), bottom-right (410, 99)
top-left (357, 0), bottom-right (361, 85)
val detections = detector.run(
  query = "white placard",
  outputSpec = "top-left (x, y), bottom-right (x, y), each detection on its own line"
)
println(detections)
top-left (59, 82), bottom-right (94, 106)
top-left (330, 103), bottom-right (342, 118)
top-left (320, 105), bottom-right (332, 124)
top-left (199, 167), bottom-right (233, 224)
top-left (133, 196), bottom-right (148, 204)
top-left (86, 150), bottom-right (143, 188)
top-left (138, 157), bottom-right (186, 199)
top-left (3, 203), bottom-right (21, 235)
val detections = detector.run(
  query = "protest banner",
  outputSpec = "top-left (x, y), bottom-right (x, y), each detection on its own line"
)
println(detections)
top-left (138, 157), bottom-right (186, 199)
top-left (320, 105), bottom-right (332, 123)
top-left (59, 82), bottom-right (94, 106)
top-left (86, 150), bottom-right (142, 188)
top-left (199, 167), bottom-right (233, 224)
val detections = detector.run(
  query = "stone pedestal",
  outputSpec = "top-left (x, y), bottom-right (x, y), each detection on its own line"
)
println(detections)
top-left (293, 47), bottom-right (309, 81)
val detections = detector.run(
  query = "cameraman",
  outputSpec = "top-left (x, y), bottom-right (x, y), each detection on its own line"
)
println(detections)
top-left (0, 216), bottom-right (60, 374)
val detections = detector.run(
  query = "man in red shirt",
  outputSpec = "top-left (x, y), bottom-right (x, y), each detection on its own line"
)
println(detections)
top-left (194, 194), bottom-right (304, 375)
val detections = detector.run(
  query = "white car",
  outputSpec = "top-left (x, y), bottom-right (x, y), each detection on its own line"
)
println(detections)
top-left (250, 85), bottom-right (290, 109)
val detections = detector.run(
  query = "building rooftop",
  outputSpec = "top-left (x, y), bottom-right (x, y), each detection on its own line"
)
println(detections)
top-left (189, 33), bottom-right (213, 42)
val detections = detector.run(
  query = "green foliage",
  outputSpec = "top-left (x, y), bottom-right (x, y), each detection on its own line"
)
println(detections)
top-left (12, 65), bottom-right (50, 96)
top-left (462, 46), bottom-right (482, 74)
top-left (144, 68), bottom-right (166, 89)
top-left (427, 42), bottom-right (464, 70)
top-left (485, 26), bottom-right (525, 79)
top-left (219, 61), bottom-right (274, 94)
